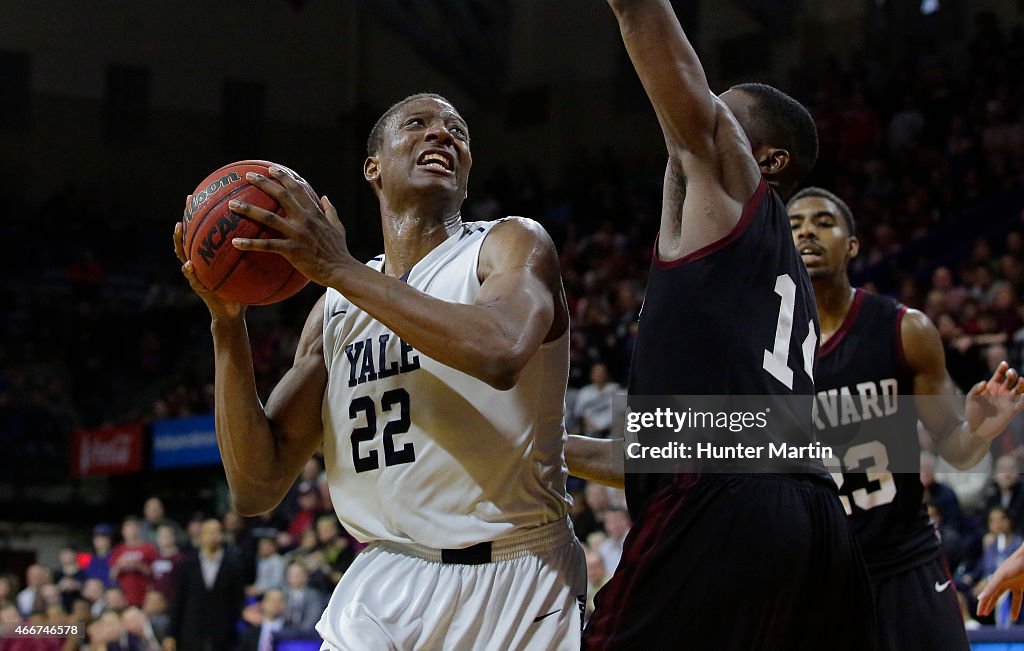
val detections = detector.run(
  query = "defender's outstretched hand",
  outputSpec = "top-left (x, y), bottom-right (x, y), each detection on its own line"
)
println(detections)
top-left (229, 166), bottom-right (355, 288)
top-left (173, 196), bottom-right (245, 321)
top-left (965, 361), bottom-right (1024, 443)
top-left (978, 543), bottom-right (1024, 619)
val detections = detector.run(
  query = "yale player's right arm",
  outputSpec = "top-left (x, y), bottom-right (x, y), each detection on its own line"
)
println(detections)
top-left (607, 0), bottom-right (761, 260)
top-left (174, 218), bottom-right (325, 517)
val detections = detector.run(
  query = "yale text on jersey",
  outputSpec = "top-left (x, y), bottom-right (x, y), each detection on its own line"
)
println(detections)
top-left (346, 334), bottom-right (421, 387)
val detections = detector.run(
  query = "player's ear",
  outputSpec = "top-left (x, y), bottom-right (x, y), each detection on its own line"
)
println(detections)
top-left (848, 236), bottom-right (860, 259)
top-left (364, 157), bottom-right (380, 184)
top-left (756, 147), bottom-right (790, 176)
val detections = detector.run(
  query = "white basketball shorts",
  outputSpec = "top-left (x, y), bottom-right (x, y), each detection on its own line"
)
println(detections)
top-left (316, 518), bottom-right (586, 650)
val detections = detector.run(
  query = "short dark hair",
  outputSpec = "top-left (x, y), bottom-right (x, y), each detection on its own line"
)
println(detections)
top-left (730, 83), bottom-right (818, 193)
top-left (788, 186), bottom-right (856, 236)
top-left (366, 92), bottom-right (456, 157)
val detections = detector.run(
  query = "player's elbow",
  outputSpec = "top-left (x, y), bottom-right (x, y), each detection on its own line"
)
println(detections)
top-left (230, 484), bottom-right (287, 517)
top-left (480, 348), bottom-right (528, 391)
top-left (232, 496), bottom-right (277, 518)
top-left (482, 359), bottom-right (520, 391)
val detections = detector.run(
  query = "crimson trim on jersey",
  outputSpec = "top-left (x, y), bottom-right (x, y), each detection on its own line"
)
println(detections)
top-left (819, 288), bottom-right (866, 359)
top-left (894, 304), bottom-right (910, 373)
top-left (652, 177), bottom-right (769, 269)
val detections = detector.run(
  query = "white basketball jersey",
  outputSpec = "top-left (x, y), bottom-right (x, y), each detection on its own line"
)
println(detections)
top-left (321, 220), bottom-right (571, 549)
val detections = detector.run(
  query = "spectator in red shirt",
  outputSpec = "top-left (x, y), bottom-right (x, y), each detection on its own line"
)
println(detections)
top-left (286, 483), bottom-right (321, 542)
top-left (109, 517), bottom-right (158, 607)
top-left (150, 525), bottom-right (185, 603)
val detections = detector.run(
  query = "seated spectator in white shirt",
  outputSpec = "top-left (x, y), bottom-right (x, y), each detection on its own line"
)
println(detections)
top-left (573, 363), bottom-right (622, 438)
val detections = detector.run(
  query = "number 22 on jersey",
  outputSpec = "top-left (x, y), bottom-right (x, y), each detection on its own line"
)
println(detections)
top-left (350, 389), bottom-right (416, 473)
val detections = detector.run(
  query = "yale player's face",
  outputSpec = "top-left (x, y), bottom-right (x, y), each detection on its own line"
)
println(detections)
top-left (788, 196), bottom-right (856, 280)
top-left (380, 98), bottom-right (472, 202)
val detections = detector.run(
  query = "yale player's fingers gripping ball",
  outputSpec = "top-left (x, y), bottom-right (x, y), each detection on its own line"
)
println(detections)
top-left (181, 160), bottom-right (316, 305)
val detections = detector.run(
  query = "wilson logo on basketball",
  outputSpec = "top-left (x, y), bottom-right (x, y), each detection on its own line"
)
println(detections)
top-left (183, 172), bottom-right (242, 225)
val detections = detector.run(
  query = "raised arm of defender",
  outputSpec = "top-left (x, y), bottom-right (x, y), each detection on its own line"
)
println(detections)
top-left (607, 0), bottom-right (761, 259)
top-left (902, 309), bottom-right (1024, 469)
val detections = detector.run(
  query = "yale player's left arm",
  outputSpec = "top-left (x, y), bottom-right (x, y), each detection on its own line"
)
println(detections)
top-left (904, 309), bottom-right (1024, 469)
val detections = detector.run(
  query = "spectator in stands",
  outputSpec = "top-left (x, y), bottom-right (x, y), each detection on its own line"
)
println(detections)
top-left (242, 511), bottom-right (289, 550)
top-left (921, 451), bottom-right (965, 532)
top-left (583, 482), bottom-right (612, 532)
top-left (149, 525), bottom-right (184, 603)
top-left (221, 510), bottom-right (247, 549)
top-left (572, 362), bottom-right (621, 437)
top-left (281, 458), bottom-right (325, 523)
top-left (598, 507), bottom-right (630, 576)
top-left (0, 603), bottom-right (20, 624)
top-left (84, 523), bottom-right (115, 587)
top-left (141, 591), bottom-right (169, 642)
top-left (39, 583), bottom-right (61, 613)
top-left (286, 482), bottom-right (322, 542)
top-left (165, 519), bottom-right (246, 651)
top-left (183, 513), bottom-right (205, 553)
top-left (110, 517), bottom-right (158, 607)
top-left (280, 561), bottom-right (326, 634)
top-left (54, 546), bottom-right (84, 612)
top-left (91, 609), bottom-right (144, 651)
top-left (82, 578), bottom-right (107, 619)
top-left (569, 487), bottom-right (599, 542)
top-left (584, 547), bottom-right (608, 623)
top-left (248, 536), bottom-right (286, 598)
top-left (69, 596), bottom-right (91, 626)
top-left (121, 606), bottom-right (160, 651)
top-left (139, 498), bottom-right (181, 547)
top-left (929, 502), bottom-right (966, 572)
top-left (16, 564), bottom-right (49, 617)
top-left (283, 528), bottom-right (320, 569)
top-left (0, 574), bottom-right (13, 609)
top-left (310, 516), bottom-right (354, 592)
top-left (104, 587), bottom-right (127, 614)
top-left (969, 507), bottom-right (1024, 601)
top-left (237, 588), bottom-right (288, 651)
top-left (982, 455), bottom-right (1024, 530)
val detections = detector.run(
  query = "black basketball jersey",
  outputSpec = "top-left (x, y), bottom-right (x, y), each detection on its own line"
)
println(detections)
top-left (626, 179), bottom-right (825, 520)
top-left (815, 289), bottom-right (939, 578)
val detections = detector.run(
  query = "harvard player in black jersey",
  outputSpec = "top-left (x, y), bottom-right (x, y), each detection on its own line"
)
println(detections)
top-left (788, 186), bottom-right (1024, 651)
top-left (578, 1), bottom-right (876, 648)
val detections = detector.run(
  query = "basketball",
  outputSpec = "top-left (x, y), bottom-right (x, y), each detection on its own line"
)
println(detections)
top-left (181, 160), bottom-right (316, 305)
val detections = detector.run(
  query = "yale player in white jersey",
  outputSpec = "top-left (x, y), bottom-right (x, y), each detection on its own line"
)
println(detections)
top-left (172, 93), bottom-right (585, 650)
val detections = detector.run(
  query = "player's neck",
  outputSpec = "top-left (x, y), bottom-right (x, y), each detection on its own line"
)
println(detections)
top-left (813, 277), bottom-right (856, 340)
top-left (379, 206), bottom-right (463, 278)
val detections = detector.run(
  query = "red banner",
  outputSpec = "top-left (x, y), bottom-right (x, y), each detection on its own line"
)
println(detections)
top-left (71, 424), bottom-right (144, 477)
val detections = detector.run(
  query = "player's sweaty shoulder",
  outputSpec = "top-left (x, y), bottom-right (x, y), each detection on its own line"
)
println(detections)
top-left (477, 217), bottom-right (560, 288)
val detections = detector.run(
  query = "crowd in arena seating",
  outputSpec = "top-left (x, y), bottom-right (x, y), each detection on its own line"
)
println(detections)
top-left (3, 8), bottom-right (1024, 646)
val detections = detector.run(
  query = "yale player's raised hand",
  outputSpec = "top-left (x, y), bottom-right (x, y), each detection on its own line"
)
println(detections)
top-left (173, 196), bottom-right (245, 321)
top-left (229, 166), bottom-right (354, 288)
top-left (978, 542), bottom-right (1024, 619)
top-left (965, 361), bottom-right (1024, 442)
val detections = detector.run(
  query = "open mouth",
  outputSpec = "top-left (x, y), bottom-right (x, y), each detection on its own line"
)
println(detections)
top-left (416, 150), bottom-right (454, 174)
top-left (799, 244), bottom-right (824, 264)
